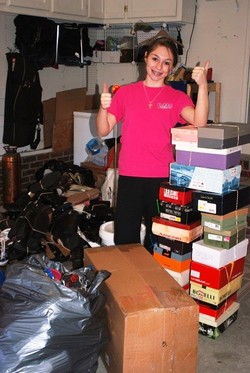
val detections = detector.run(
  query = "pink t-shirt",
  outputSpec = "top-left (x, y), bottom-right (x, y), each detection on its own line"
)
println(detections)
top-left (108, 81), bottom-right (194, 177)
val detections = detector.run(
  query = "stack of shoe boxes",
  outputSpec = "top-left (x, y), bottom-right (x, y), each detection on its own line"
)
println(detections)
top-left (169, 123), bottom-right (250, 338)
top-left (152, 183), bottom-right (202, 292)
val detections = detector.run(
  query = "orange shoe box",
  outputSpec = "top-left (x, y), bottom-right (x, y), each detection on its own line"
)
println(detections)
top-left (85, 244), bottom-right (199, 373)
top-left (154, 252), bottom-right (191, 272)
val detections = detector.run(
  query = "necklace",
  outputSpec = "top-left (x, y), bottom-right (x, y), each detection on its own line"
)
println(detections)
top-left (143, 82), bottom-right (165, 109)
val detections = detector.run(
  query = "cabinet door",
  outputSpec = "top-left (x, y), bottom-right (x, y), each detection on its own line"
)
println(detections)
top-left (8, 0), bottom-right (50, 10)
top-left (127, 0), bottom-right (177, 19)
top-left (88, 0), bottom-right (104, 19)
top-left (89, 0), bottom-right (124, 20)
top-left (52, 0), bottom-right (88, 16)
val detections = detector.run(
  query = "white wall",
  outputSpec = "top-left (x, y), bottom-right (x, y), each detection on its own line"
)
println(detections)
top-left (0, 0), bottom-right (250, 154)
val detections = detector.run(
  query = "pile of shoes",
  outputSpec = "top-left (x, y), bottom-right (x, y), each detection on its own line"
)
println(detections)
top-left (1, 160), bottom-right (114, 269)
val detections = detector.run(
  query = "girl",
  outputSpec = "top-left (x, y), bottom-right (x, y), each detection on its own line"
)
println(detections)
top-left (97, 36), bottom-right (209, 253)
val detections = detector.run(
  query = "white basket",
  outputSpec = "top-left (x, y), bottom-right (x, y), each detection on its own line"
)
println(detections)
top-left (136, 30), bottom-right (159, 45)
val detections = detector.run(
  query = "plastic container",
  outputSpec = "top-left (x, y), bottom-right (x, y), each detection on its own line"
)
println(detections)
top-left (99, 221), bottom-right (146, 246)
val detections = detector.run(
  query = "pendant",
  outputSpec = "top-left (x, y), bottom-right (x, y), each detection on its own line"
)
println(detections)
top-left (148, 102), bottom-right (153, 109)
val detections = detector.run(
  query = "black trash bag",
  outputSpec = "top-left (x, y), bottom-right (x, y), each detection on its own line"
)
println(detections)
top-left (0, 254), bottom-right (111, 373)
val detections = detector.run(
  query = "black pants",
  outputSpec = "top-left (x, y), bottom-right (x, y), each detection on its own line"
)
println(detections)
top-left (114, 175), bottom-right (168, 254)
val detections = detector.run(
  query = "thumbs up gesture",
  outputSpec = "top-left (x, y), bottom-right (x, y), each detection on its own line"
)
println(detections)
top-left (100, 82), bottom-right (112, 110)
top-left (192, 60), bottom-right (210, 86)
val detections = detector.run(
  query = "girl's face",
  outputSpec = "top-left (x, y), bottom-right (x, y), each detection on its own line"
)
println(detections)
top-left (145, 45), bottom-right (174, 85)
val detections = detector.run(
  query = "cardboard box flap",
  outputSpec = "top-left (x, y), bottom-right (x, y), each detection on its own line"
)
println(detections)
top-left (85, 244), bottom-right (196, 311)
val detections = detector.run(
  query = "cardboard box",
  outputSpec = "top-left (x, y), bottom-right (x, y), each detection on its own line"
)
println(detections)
top-left (152, 216), bottom-right (203, 243)
top-left (84, 244), bottom-right (199, 373)
top-left (159, 182), bottom-right (193, 205)
top-left (157, 235), bottom-right (198, 255)
top-left (198, 122), bottom-right (250, 149)
top-left (171, 125), bottom-right (198, 144)
top-left (192, 185), bottom-right (250, 215)
top-left (175, 145), bottom-right (241, 170)
top-left (198, 302), bottom-right (239, 339)
top-left (170, 163), bottom-right (241, 194)
top-left (159, 200), bottom-right (201, 224)
top-left (203, 224), bottom-right (247, 249)
top-left (192, 238), bottom-right (248, 268)
top-left (42, 97), bottom-right (56, 148)
top-left (190, 275), bottom-right (243, 305)
top-left (195, 292), bottom-right (237, 320)
top-left (201, 207), bottom-right (249, 231)
top-left (190, 257), bottom-right (245, 289)
top-left (52, 88), bottom-right (99, 152)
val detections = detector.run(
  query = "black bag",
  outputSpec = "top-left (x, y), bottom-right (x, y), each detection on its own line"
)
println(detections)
top-left (3, 52), bottom-right (43, 148)
top-left (14, 14), bottom-right (57, 70)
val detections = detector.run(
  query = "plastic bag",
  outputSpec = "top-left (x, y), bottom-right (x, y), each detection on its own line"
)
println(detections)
top-left (0, 254), bottom-right (110, 373)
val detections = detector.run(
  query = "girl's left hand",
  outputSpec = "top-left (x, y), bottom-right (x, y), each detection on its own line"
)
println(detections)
top-left (192, 60), bottom-right (210, 86)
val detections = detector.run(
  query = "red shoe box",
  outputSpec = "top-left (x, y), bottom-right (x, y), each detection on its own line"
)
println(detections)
top-left (159, 182), bottom-right (193, 206)
top-left (195, 292), bottom-right (237, 320)
top-left (190, 257), bottom-right (245, 289)
top-left (198, 302), bottom-right (239, 339)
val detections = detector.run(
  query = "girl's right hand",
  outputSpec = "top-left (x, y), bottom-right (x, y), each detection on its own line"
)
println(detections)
top-left (100, 82), bottom-right (112, 109)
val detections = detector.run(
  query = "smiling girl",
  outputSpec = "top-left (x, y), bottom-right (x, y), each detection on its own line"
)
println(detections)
top-left (97, 36), bottom-right (209, 253)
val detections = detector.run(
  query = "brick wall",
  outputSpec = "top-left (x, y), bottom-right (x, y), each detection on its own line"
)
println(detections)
top-left (0, 149), bottom-right (73, 206)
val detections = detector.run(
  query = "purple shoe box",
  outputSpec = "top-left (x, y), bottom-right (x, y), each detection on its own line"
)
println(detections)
top-left (175, 145), bottom-right (241, 170)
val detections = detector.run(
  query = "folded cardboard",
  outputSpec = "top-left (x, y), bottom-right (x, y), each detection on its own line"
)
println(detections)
top-left (190, 275), bottom-right (243, 305)
top-left (201, 207), bottom-right (249, 231)
top-left (159, 200), bottom-right (201, 224)
top-left (192, 185), bottom-right (250, 215)
top-left (84, 244), bottom-right (199, 373)
top-left (192, 238), bottom-right (248, 268)
top-left (157, 235), bottom-right (197, 255)
top-left (203, 224), bottom-right (247, 249)
top-left (198, 302), bottom-right (239, 339)
top-left (170, 163), bottom-right (241, 194)
top-left (159, 182), bottom-right (193, 205)
top-left (175, 145), bottom-right (241, 170)
top-left (190, 257), bottom-right (245, 289)
top-left (198, 122), bottom-right (250, 149)
top-left (152, 216), bottom-right (203, 243)
top-left (171, 125), bottom-right (198, 144)
top-left (154, 245), bottom-right (191, 262)
top-left (165, 268), bottom-right (190, 287)
top-left (195, 292), bottom-right (237, 320)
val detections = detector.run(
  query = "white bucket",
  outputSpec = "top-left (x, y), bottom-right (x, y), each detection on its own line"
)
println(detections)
top-left (99, 221), bottom-right (146, 246)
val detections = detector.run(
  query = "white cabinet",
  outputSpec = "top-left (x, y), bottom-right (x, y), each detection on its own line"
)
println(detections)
top-left (52, 0), bottom-right (88, 17)
top-left (88, 0), bottom-right (125, 20)
top-left (92, 0), bottom-right (196, 24)
top-left (7, 0), bottom-right (50, 11)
